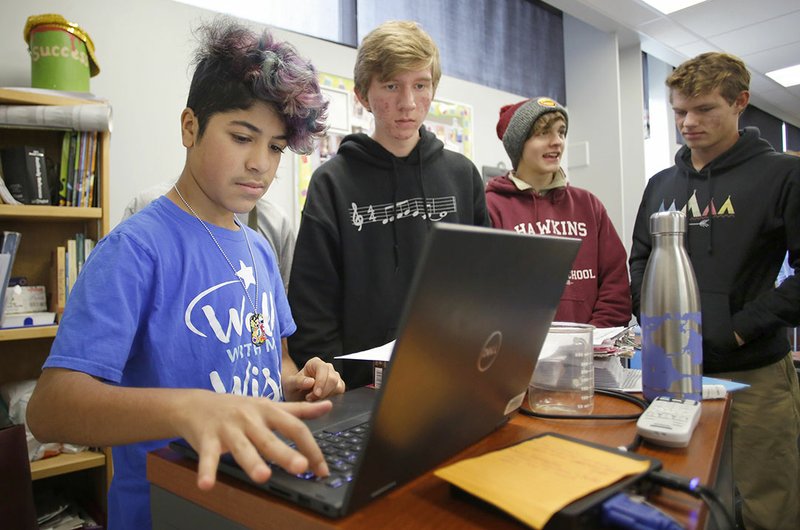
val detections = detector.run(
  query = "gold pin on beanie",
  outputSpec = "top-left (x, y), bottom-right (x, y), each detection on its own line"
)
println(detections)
top-left (497, 97), bottom-right (568, 170)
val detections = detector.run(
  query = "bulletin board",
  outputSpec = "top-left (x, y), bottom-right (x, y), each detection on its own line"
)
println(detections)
top-left (295, 72), bottom-right (473, 212)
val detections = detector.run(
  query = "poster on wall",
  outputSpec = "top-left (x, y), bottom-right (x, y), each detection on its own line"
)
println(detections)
top-left (295, 73), bottom-right (473, 215)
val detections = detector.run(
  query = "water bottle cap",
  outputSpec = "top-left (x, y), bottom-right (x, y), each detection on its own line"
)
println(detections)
top-left (649, 210), bottom-right (686, 235)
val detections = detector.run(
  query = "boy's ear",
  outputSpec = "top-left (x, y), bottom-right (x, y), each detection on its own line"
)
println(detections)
top-left (733, 90), bottom-right (750, 114)
top-left (354, 89), bottom-right (371, 112)
top-left (181, 108), bottom-right (199, 148)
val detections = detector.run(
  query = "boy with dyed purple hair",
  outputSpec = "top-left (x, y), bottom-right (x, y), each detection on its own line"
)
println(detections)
top-left (27, 18), bottom-right (343, 529)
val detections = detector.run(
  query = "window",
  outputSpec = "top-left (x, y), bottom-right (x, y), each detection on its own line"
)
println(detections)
top-left (172, 0), bottom-right (566, 102)
top-left (356, 0), bottom-right (566, 102)
top-left (171, 0), bottom-right (356, 45)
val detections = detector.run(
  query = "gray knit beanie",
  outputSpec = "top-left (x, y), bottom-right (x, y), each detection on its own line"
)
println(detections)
top-left (496, 97), bottom-right (568, 170)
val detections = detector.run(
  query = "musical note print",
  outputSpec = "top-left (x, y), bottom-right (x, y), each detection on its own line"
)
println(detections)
top-left (350, 202), bottom-right (364, 231)
top-left (349, 196), bottom-right (457, 231)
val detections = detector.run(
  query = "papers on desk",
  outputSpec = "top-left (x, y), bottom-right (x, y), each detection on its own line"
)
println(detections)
top-left (334, 341), bottom-right (395, 362)
top-left (335, 330), bottom-right (632, 361)
top-left (593, 326), bottom-right (629, 346)
top-left (434, 434), bottom-right (652, 529)
top-left (594, 356), bottom-right (641, 390)
top-left (593, 355), bottom-right (750, 396)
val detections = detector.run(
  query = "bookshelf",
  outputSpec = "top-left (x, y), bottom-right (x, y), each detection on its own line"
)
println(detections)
top-left (0, 87), bottom-right (111, 524)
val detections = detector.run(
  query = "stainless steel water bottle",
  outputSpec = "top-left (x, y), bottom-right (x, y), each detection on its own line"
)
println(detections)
top-left (640, 211), bottom-right (703, 402)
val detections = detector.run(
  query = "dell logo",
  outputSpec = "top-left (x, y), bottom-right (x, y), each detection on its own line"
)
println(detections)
top-left (477, 331), bottom-right (502, 372)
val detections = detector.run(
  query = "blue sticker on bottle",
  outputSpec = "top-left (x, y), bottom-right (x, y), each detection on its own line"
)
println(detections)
top-left (640, 311), bottom-right (703, 401)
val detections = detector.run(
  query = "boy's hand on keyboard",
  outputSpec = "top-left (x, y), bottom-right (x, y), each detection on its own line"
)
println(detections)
top-left (175, 391), bottom-right (334, 491)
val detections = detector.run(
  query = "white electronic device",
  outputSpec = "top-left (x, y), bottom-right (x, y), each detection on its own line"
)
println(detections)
top-left (636, 396), bottom-right (701, 448)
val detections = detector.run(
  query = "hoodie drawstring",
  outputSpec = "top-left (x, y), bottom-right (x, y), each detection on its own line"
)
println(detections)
top-left (417, 163), bottom-right (431, 230)
top-left (706, 167), bottom-right (714, 255)
top-left (684, 176), bottom-right (692, 256)
top-left (390, 158), bottom-right (400, 272)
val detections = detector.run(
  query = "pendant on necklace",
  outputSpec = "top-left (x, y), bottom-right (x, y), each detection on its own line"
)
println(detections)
top-left (250, 313), bottom-right (267, 346)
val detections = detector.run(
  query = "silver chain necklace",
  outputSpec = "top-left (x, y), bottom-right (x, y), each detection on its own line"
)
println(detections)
top-left (173, 185), bottom-right (267, 346)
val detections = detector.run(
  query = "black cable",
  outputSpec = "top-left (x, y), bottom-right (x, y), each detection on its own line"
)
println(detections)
top-left (646, 470), bottom-right (736, 530)
top-left (518, 388), bottom-right (649, 421)
top-left (697, 486), bottom-right (737, 530)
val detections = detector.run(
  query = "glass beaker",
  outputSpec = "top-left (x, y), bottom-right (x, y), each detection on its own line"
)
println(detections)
top-left (528, 323), bottom-right (595, 415)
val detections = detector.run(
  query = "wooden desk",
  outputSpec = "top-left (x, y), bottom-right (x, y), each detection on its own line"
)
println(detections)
top-left (148, 394), bottom-right (732, 530)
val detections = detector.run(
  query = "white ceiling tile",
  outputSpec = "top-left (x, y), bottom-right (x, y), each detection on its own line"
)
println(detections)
top-left (638, 17), bottom-right (699, 46)
top-left (577, 0), bottom-right (663, 26)
top-left (708, 11), bottom-right (800, 56)
top-left (670, 0), bottom-right (797, 36)
top-left (742, 42), bottom-right (800, 73)
top-left (674, 40), bottom-right (722, 59)
top-left (749, 74), bottom-right (779, 95)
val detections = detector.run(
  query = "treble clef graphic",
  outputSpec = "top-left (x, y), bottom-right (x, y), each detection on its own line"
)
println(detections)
top-left (350, 202), bottom-right (364, 231)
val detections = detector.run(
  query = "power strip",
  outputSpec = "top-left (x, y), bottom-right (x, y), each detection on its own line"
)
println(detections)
top-left (636, 396), bottom-right (701, 448)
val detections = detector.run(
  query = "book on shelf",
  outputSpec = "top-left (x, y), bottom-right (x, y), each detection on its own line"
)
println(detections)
top-left (63, 235), bottom-right (94, 302)
top-left (63, 130), bottom-right (99, 208)
top-left (0, 311), bottom-right (56, 329)
top-left (63, 132), bottom-right (77, 207)
top-left (3, 285), bottom-right (47, 314)
top-left (0, 231), bottom-right (22, 324)
top-left (75, 233), bottom-right (85, 275)
top-left (77, 133), bottom-right (95, 207)
top-left (84, 132), bottom-right (98, 207)
top-left (66, 239), bottom-right (78, 297)
top-left (51, 246), bottom-right (66, 315)
top-left (83, 237), bottom-right (95, 262)
top-left (0, 146), bottom-right (51, 205)
top-left (68, 133), bottom-right (80, 207)
top-left (75, 135), bottom-right (85, 208)
top-left (57, 133), bottom-right (70, 206)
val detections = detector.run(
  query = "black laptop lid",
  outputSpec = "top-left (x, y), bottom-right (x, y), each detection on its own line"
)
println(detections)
top-left (346, 223), bottom-right (580, 510)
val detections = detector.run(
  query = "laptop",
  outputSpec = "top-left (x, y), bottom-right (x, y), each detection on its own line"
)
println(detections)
top-left (171, 223), bottom-right (580, 518)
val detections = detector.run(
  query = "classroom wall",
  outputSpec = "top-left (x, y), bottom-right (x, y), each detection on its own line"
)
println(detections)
top-left (644, 55), bottom-right (680, 182)
top-left (618, 44), bottom-right (647, 246)
top-left (560, 14), bottom-right (661, 248)
top-left (0, 0), bottom-right (519, 229)
top-left (562, 15), bottom-right (628, 242)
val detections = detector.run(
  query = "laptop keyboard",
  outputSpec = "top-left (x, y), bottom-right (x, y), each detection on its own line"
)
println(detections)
top-left (281, 421), bottom-right (370, 488)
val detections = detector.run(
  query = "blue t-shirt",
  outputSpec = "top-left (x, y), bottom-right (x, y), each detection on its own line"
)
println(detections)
top-left (44, 197), bottom-right (296, 529)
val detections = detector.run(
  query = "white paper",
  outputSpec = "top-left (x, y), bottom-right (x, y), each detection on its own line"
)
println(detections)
top-left (334, 340), bottom-right (395, 362)
top-left (593, 326), bottom-right (628, 346)
top-left (0, 103), bottom-right (112, 132)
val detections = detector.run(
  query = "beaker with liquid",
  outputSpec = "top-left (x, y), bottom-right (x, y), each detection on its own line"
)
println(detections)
top-left (528, 323), bottom-right (595, 415)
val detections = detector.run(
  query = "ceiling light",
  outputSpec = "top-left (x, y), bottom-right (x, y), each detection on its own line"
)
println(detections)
top-left (640, 0), bottom-right (709, 14)
top-left (766, 64), bottom-right (800, 88)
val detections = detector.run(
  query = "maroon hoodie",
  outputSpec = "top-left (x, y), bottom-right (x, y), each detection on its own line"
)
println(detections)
top-left (486, 173), bottom-right (632, 327)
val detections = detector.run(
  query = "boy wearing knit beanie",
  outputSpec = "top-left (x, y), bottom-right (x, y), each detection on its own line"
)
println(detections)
top-left (486, 97), bottom-right (631, 327)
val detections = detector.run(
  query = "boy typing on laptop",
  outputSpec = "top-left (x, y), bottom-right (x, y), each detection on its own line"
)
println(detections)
top-left (26, 19), bottom-right (344, 529)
